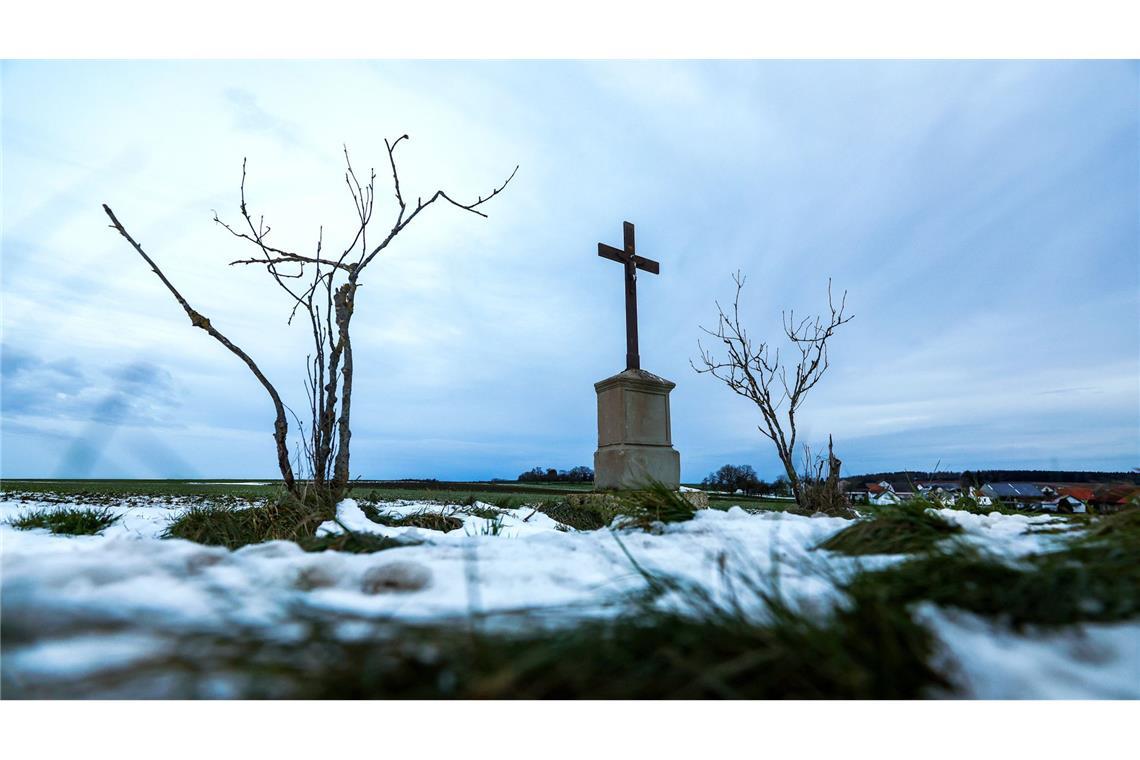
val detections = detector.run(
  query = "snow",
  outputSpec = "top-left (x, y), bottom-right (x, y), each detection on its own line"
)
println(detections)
top-left (186, 481), bottom-right (271, 486)
top-left (919, 605), bottom-right (1140, 699)
top-left (2, 494), bottom-right (1136, 698)
top-left (935, 508), bottom-right (1075, 556)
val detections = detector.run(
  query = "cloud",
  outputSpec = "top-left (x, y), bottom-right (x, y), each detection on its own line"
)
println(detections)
top-left (1, 346), bottom-right (181, 425)
top-left (2, 61), bottom-right (1136, 479)
top-left (222, 87), bottom-right (306, 149)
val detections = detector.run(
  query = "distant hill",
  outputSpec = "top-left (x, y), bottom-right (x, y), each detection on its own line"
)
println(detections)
top-left (846, 470), bottom-right (1140, 486)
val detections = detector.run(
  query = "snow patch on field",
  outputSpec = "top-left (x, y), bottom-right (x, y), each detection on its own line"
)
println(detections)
top-left (935, 508), bottom-right (1073, 556)
top-left (187, 481), bottom-right (271, 486)
top-left (2, 495), bottom-right (1136, 697)
top-left (919, 605), bottom-right (1140, 699)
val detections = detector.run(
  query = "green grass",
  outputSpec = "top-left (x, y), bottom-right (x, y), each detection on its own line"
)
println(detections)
top-left (490, 481), bottom-right (597, 493)
top-left (533, 500), bottom-right (611, 531)
top-left (707, 496), bottom-right (791, 511)
top-left (352, 481), bottom-right (593, 504)
top-left (1, 479), bottom-right (587, 505)
top-left (462, 503), bottom-right (509, 519)
top-left (617, 481), bottom-right (698, 527)
top-left (7, 506), bottom-right (120, 535)
top-left (164, 497), bottom-right (415, 553)
top-left (358, 504), bottom-right (464, 532)
top-left (533, 485), bottom-right (697, 532)
top-left (8, 479), bottom-right (1136, 698)
top-left (468, 514), bottom-right (507, 536)
top-left (33, 566), bottom-right (949, 699)
top-left (817, 500), bottom-right (962, 556)
top-left (844, 507), bottom-right (1140, 628)
top-left (530, 482), bottom-right (703, 532)
top-left (268, 593), bottom-right (945, 698)
top-left (1079, 507), bottom-right (1140, 544)
top-left (1, 478), bottom-right (277, 501)
top-left (3, 479), bottom-right (793, 512)
top-left (162, 495), bottom-right (332, 550)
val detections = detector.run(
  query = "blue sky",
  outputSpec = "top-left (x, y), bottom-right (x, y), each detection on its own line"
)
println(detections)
top-left (2, 60), bottom-right (1137, 481)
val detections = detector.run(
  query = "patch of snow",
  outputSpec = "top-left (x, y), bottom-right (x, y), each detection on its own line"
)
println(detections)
top-left (935, 508), bottom-right (1073, 556)
top-left (186, 481), bottom-right (271, 486)
top-left (919, 605), bottom-right (1140, 699)
top-left (1, 496), bottom-right (854, 675)
top-left (3, 495), bottom-right (1133, 697)
top-left (4, 633), bottom-right (170, 682)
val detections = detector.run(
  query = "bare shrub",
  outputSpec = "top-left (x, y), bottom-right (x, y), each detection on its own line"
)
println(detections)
top-left (693, 272), bottom-right (852, 507)
top-left (104, 138), bottom-right (516, 510)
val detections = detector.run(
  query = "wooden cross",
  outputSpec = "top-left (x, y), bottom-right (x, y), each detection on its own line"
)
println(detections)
top-left (598, 221), bottom-right (659, 371)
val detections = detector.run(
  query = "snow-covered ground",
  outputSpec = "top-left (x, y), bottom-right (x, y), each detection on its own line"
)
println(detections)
top-left (2, 494), bottom-right (1137, 698)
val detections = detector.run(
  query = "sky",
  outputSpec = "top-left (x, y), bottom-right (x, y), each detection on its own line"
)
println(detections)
top-left (1, 60), bottom-right (1137, 481)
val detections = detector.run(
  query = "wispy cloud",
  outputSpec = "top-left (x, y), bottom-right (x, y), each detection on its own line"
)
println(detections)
top-left (222, 86), bottom-right (306, 149)
top-left (2, 60), bottom-right (1136, 479)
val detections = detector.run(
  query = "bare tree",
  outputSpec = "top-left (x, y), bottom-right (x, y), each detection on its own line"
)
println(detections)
top-left (104, 136), bottom-right (516, 507)
top-left (692, 272), bottom-right (853, 507)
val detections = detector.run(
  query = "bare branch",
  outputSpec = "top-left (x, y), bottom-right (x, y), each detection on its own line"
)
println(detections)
top-left (102, 203), bottom-right (296, 490)
top-left (356, 137), bottom-right (518, 273)
top-left (431, 163), bottom-right (520, 219)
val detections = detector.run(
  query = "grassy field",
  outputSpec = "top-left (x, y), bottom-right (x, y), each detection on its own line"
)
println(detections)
top-left (0, 478), bottom-right (280, 499)
top-left (4, 475), bottom-right (1136, 698)
top-left (0, 478), bottom-right (791, 511)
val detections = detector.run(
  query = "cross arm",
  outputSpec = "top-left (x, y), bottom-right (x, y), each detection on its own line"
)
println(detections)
top-left (634, 255), bottom-right (659, 274)
top-left (597, 243), bottom-right (660, 274)
top-left (598, 243), bottom-right (625, 263)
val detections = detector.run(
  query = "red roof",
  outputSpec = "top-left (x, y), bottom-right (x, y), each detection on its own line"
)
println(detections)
top-left (1092, 485), bottom-right (1140, 505)
top-left (1058, 486), bottom-right (1095, 502)
top-left (866, 483), bottom-right (885, 494)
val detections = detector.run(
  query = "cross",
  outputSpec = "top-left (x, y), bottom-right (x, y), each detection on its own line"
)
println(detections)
top-left (598, 221), bottom-right (659, 371)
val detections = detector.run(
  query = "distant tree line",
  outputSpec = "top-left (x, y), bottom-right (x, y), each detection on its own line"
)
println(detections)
top-left (517, 466), bottom-right (594, 483)
top-left (700, 464), bottom-right (792, 496)
top-left (847, 470), bottom-right (1140, 486)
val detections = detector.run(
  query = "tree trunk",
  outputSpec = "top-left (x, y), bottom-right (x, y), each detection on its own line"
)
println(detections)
top-left (777, 443), bottom-right (802, 505)
top-left (330, 282), bottom-right (355, 499)
top-left (825, 435), bottom-right (844, 511)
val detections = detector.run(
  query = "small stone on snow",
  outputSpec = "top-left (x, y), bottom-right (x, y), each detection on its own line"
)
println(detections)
top-left (360, 561), bottom-right (432, 594)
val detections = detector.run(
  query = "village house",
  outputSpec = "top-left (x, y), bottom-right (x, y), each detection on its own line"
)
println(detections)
top-left (861, 481), bottom-right (911, 506)
top-left (842, 477), bottom-right (1137, 514)
top-left (869, 490), bottom-right (902, 506)
top-left (982, 482), bottom-right (1047, 510)
top-left (1038, 495), bottom-right (1088, 514)
top-left (963, 486), bottom-right (994, 507)
top-left (1090, 484), bottom-right (1140, 513)
top-left (890, 486), bottom-right (916, 501)
top-left (916, 481), bottom-right (962, 505)
top-left (842, 481), bottom-right (869, 503)
top-left (1058, 486), bottom-right (1095, 503)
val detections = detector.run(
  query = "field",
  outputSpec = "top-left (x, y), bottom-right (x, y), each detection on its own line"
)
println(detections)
top-left (2, 478), bottom-right (1137, 699)
top-left (0, 478), bottom-right (791, 510)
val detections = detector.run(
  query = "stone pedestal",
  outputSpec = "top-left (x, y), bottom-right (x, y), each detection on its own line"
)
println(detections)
top-left (594, 368), bottom-right (680, 490)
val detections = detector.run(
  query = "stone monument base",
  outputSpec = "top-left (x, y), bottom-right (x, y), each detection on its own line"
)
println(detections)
top-left (594, 445), bottom-right (680, 491)
top-left (593, 368), bottom-right (680, 490)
